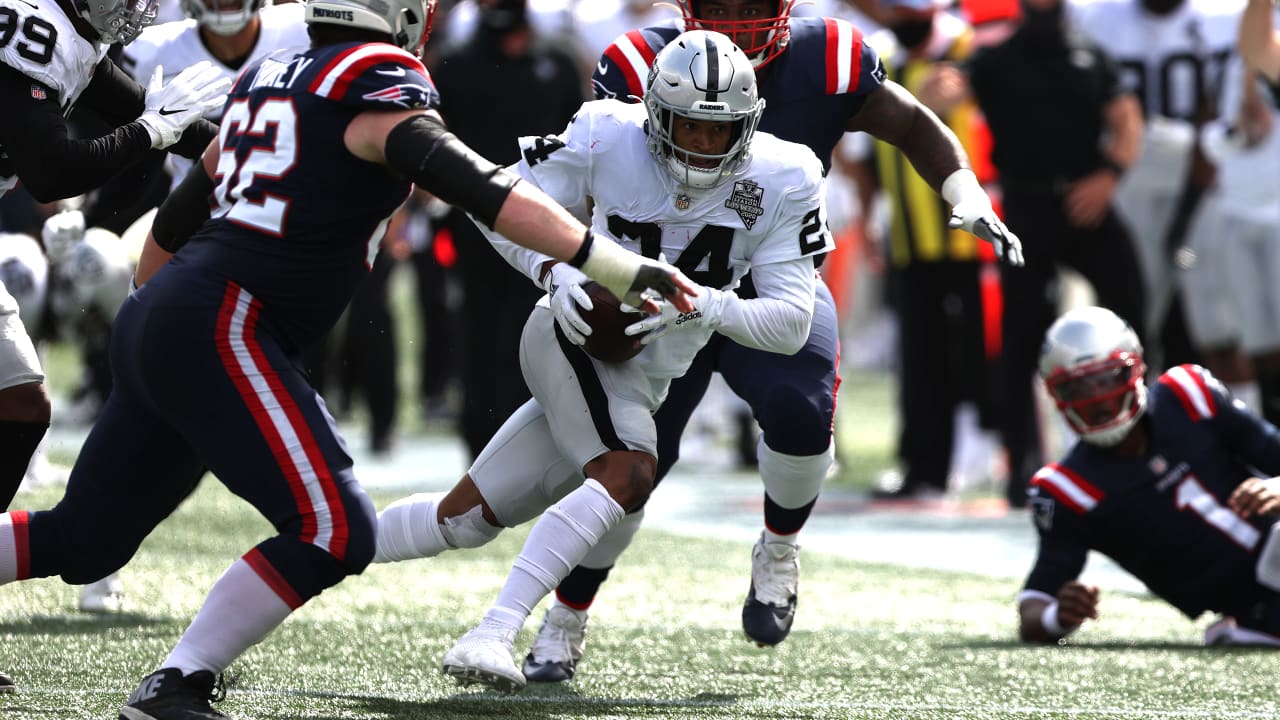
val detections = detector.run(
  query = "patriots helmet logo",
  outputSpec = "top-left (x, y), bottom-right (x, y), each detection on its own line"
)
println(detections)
top-left (362, 83), bottom-right (434, 109)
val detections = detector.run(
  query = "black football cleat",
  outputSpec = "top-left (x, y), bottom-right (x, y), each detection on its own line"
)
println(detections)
top-left (741, 533), bottom-right (799, 647)
top-left (0, 669), bottom-right (15, 693)
top-left (119, 668), bottom-right (228, 720)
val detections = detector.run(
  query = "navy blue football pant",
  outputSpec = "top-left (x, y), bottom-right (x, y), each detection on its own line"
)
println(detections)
top-left (653, 280), bottom-right (841, 484)
top-left (21, 274), bottom-right (376, 602)
top-left (555, 281), bottom-right (840, 605)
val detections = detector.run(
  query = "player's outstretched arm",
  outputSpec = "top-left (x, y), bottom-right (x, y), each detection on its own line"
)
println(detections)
top-left (1018, 581), bottom-right (1099, 644)
top-left (348, 108), bottom-right (697, 312)
top-left (847, 82), bottom-right (1023, 265)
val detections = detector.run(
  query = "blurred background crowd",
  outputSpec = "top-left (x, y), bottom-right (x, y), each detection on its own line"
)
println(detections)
top-left (2, 0), bottom-right (1273, 512)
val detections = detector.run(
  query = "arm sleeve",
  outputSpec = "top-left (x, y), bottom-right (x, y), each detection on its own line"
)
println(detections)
top-left (1022, 514), bottom-right (1089, 596)
top-left (75, 57), bottom-right (145, 128)
top-left (715, 257), bottom-right (814, 355)
top-left (0, 64), bottom-right (154, 203)
top-left (168, 120), bottom-right (219, 159)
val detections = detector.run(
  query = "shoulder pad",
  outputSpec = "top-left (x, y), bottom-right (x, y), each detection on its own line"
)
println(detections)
top-left (1157, 364), bottom-right (1220, 422)
top-left (1029, 463), bottom-right (1103, 514)
top-left (305, 43), bottom-right (437, 111)
top-left (593, 24), bottom-right (680, 102)
top-left (789, 16), bottom-right (886, 96)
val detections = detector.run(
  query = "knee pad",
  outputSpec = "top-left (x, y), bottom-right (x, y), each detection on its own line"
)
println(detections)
top-left (375, 492), bottom-right (449, 563)
top-left (758, 440), bottom-right (833, 509)
top-left (580, 508), bottom-right (645, 569)
top-left (440, 503), bottom-right (502, 549)
top-left (756, 383), bottom-right (834, 457)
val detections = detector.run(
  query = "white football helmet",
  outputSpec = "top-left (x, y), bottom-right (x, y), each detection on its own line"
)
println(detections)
top-left (0, 233), bottom-right (49, 333)
top-left (305, 0), bottom-right (437, 53)
top-left (1039, 306), bottom-right (1147, 447)
top-left (676, 0), bottom-right (797, 69)
top-left (50, 228), bottom-right (134, 337)
top-left (181, 0), bottom-right (264, 35)
top-left (74, 0), bottom-right (161, 45)
top-left (644, 29), bottom-right (765, 191)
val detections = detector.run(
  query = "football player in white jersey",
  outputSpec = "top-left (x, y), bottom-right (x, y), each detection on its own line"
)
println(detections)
top-left (121, 0), bottom-right (311, 194)
top-left (1201, 43), bottom-right (1280, 430)
top-left (1069, 0), bottom-right (1255, 402)
top-left (372, 30), bottom-right (831, 693)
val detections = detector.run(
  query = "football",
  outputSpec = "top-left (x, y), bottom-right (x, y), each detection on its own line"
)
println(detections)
top-left (579, 281), bottom-right (647, 363)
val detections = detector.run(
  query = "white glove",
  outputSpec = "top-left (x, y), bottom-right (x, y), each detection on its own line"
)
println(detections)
top-left (545, 262), bottom-right (594, 346)
top-left (137, 61), bottom-right (232, 149)
top-left (41, 209), bottom-right (86, 264)
top-left (942, 170), bottom-right (1025, 266)
top-left (624, 285), bottom-right (725, 345)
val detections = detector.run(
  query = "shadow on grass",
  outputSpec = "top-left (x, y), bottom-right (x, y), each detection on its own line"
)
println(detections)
top-left (950, 639), bottom-right (1216, 651)
top-left (0, 612), bottom-right (170, 635)
top-left (262, 687), bottom-right (744, 719)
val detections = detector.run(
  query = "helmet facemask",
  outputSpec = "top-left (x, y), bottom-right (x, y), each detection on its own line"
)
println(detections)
top-left (677, 0), bottom-right (795, 69)
top-left (181, 0), bottom-right (263, 36)
top-left (1044, 352), bottom-right (1148, 446)
top-left (77, 0), bottom-right (161, 45)
top-left (644, 29), bottom-right (765, 191)
top-left (1039, 306), bottom-right (1148, 448)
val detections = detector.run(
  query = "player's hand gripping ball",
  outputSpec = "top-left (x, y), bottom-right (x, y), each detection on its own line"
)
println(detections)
top-left (580, 281), bottom-right (647, 363)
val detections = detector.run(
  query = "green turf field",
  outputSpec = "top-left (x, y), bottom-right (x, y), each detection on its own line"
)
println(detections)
top-left (2, 481), bottom-right (1275, 720)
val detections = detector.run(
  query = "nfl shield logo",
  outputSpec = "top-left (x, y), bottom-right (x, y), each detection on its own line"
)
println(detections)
top-left (30, 84), bottom-right (46, 101)
top-left (674, 194), bottom-right (690, 210)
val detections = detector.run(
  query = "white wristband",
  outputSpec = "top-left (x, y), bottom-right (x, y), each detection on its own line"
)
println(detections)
top-left (578, 233), bottom-right (639, 299)
top-left (1040, 601), bottom-right (1078, 638)
top-left (940, 168), bottom-right (987, 208)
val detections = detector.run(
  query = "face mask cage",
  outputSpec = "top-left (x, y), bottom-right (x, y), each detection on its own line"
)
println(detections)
top-left (182, 0), bottom-right (258, 36)
top-left (1044, 352), bottom-right (1147, 445)
top-left (644, 96), bottom-right (761, 190)
top-left (82, 0), bottom-right (160, 45)
top-left (679, 0), bottom-right (794, 69)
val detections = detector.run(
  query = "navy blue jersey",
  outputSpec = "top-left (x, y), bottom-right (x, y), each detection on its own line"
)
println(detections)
top-left (175, 41), bottom-right (438, 350)
top-left (592, 17), bottom-right (886, 171)
top-left (1025, 365), bottom-right (1280, 620)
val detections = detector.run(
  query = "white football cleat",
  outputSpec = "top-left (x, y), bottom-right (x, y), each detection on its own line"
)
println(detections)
top-left (522, 602), bottom-right (588, 682)
top-left (741, 533), bottom-right (799, 647)
top-left (441, 620), bottom-right (525, 693)
top-left (79, 572), bottom-right (125, 614)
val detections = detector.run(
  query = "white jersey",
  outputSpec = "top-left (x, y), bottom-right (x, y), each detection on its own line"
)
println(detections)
top-left (0, 0), bottom-right (106, 110)
top-left (498, 99), bottom-right (829, 400)
top-left (0, 0), bottom-right (108, 196)
top-left (121, 2), bottom-right (309, 189)
top-left (1069, 0), bottom-right (1242, 122)
top-left (0, 233), bottom-right (49, 332)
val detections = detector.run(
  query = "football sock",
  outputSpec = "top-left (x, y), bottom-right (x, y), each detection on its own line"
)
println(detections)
top-left (487, 479), bottom-right (623, 628)
top-left (759, 440), bottom-right (831, 535)
top-left (555, 509), bottom-right (645, 609)
top-left (0, 420), bottom-right (48, 510)
top-left (162, 556), bottom-right (292, 676)
top-left (373, 492), bottom-right (450, 562)
top-left (0, 511), bottom-right (27, 583)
